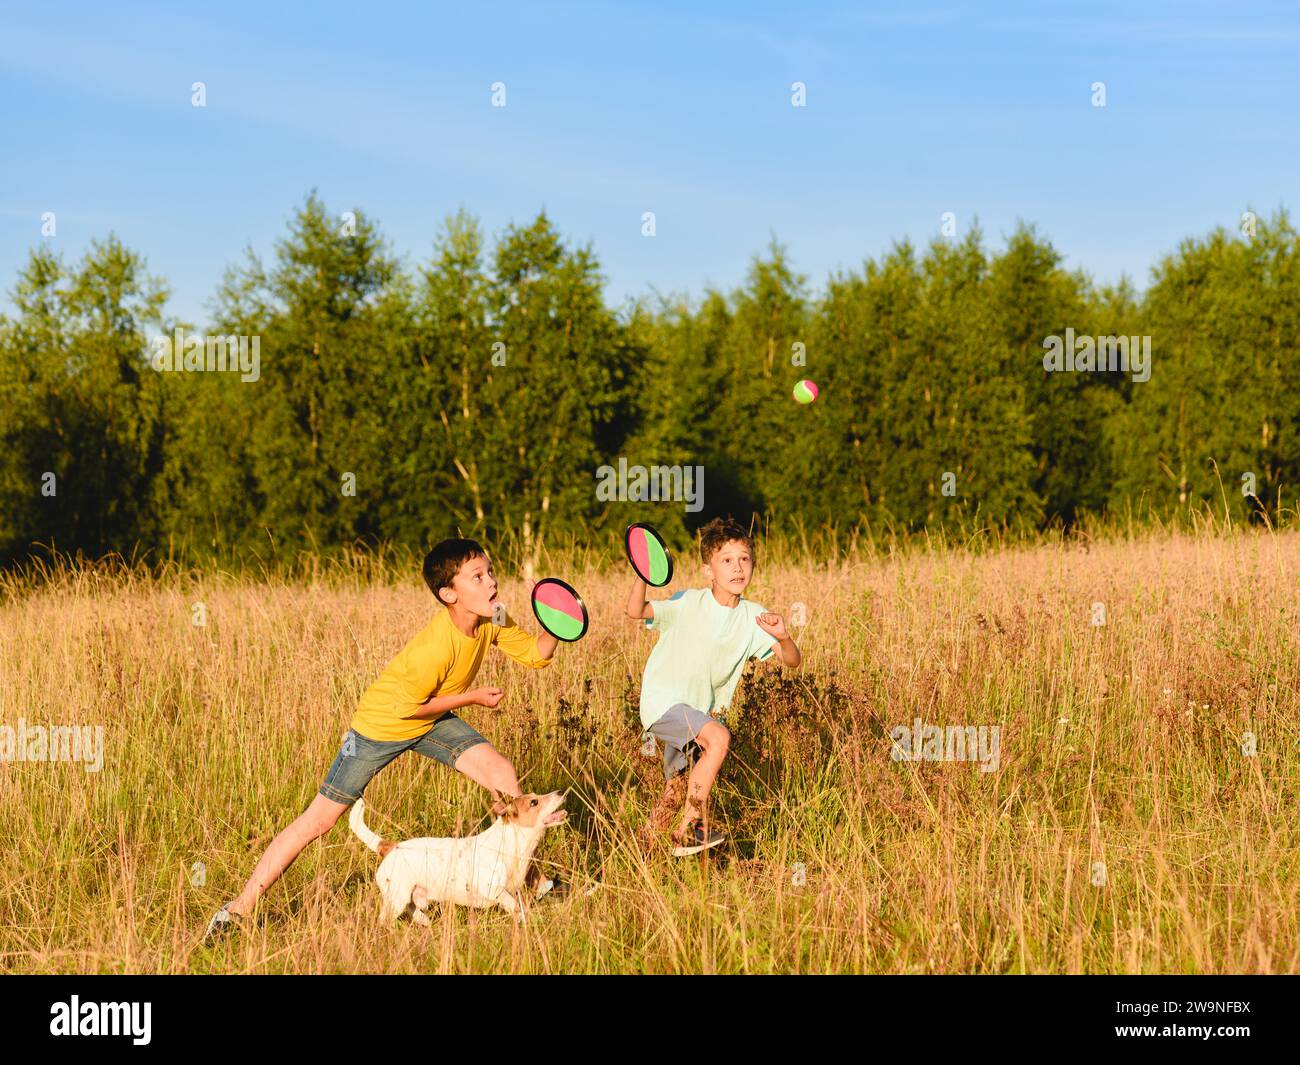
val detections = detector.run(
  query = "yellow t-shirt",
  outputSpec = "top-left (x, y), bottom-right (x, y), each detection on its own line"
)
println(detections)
top-left (350, 608), bottom-right (552, 742)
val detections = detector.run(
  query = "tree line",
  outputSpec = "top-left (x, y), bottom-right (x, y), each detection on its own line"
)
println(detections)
top-left (1, 194), bottom-right (1295, 567)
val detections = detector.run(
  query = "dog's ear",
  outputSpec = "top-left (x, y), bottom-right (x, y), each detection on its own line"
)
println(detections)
top-left (490, 795), bottom-right (517, 819)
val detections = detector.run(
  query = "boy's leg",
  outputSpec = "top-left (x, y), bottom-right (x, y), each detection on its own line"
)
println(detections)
top-left (410, 712), bottom-right (520, 798)
top-left (646, 705), bottom-right (730, 841)
top-left (220, 728), bottom-right (408, 921)
top-left (453, 742), bottom-right (521, 797)
top-left (675, 721), bottom-right (730, 838)
top-left (226, 793), bottom-right (349, 916)
top-left (649, 771), bottom-right (688, 833)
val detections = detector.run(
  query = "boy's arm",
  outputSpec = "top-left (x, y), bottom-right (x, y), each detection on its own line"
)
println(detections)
top-left (627, 581), bottom-right (686, 624)
top-left (492, 613), bottom-right (555, 669)
top-left (626, 577), bottom-right (654, 620)
top-left (756, 612), bottom-right (802, 669)
top-left (535, 630), bottom-right (558, 661)
top-left (404, 689), bottom-right (500, 719)
top-left (772, 634), bottom-right (801, 668)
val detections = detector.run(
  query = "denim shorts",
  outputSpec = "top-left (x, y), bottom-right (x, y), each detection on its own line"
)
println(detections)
top-left (318, 714), bottom-right (489, 805)
top-left (647, 703), bottom-right (723, 780)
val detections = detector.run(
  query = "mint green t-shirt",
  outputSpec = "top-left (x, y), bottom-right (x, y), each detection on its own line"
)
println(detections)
top-left (638, 587), bottom-right (778, 730)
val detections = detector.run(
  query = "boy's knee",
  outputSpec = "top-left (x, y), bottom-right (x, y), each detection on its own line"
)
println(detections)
top-left (700, 722), bottom-right (730, 752)
top-left (454, 743), bottom-right (519, 795)
top-left (483, 750), bottom-right (519, 789)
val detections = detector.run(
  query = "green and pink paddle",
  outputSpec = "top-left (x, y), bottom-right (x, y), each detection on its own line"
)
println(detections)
top-left (530, 577), bottom-right (589, 642)
top-left (625, 522), bottom-right (674, 587)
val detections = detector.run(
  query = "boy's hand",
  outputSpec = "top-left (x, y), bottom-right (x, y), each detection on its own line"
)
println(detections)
top-left (524, 579), bottom-right (562, 660)
top-left (470, 687), bottom-right (505, 709)
top-left (756, 612), bottom-right (789, 641)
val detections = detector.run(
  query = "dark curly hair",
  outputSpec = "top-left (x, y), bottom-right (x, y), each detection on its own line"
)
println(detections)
top-left (698, 517), bottom-right (755, 564)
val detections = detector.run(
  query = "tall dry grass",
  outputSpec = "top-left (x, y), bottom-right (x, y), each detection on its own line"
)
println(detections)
top-left (0, 523), bottom-right (1297, 973)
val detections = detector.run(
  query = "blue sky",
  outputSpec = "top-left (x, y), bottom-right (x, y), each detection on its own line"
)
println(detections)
top-left (2, 0), bottom-right (1298, 327)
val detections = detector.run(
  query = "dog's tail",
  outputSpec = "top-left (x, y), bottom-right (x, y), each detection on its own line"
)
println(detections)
top-left (348, 799), bottom-right (396, 858)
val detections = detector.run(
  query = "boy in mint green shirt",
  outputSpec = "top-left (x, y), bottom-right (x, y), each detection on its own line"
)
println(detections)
top-left (626, 517), bottom-right (802, 855)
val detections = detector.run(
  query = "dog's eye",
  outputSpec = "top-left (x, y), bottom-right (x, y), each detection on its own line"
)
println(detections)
top-left (530, 799), bottom-right (538, 807)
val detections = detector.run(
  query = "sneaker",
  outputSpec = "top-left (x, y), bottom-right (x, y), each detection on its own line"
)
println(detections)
top-left (671, 820), bottom-right (726, 857)
top-left (534, 876), bottom-right (571, 901)
top-left (203, 906), bottom-right (246, 941)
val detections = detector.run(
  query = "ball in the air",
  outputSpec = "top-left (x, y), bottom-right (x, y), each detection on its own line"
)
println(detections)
top-left (792, 379), bottom-right (819, 405)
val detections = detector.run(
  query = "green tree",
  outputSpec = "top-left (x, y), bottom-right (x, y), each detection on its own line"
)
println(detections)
top-left (709, 236), bottom-right (811, 525)
top-left (989, 224), bottom-right (1119, 525)
top-left (158, 193), bottom-right (415, 555)
top-left (0, 238), bottom-right (168, 562)
top-left (415, 211), bottom-right (640, 567)
top-left (1109, 210), bottom-right (1300, 519)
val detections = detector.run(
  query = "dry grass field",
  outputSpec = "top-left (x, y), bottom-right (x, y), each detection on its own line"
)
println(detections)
top-left (1, 522), bottom-right (1297, 973)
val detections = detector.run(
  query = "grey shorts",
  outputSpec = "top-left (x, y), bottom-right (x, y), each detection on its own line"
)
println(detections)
top-left (647, 703), bottom-right (724, 780)
top-left (318, 715), bottom-right (489, 805)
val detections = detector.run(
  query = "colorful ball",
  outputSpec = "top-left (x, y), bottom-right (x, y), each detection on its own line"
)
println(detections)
top-left (792, 379), bottom-right (819, 404)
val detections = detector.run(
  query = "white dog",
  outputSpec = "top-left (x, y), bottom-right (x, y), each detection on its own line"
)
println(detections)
top-left (349, 793), bottom-right (567, 925)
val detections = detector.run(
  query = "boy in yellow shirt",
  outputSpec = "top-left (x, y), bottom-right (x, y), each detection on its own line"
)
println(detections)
top-left (206, 538), bottom-right (559, 937)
